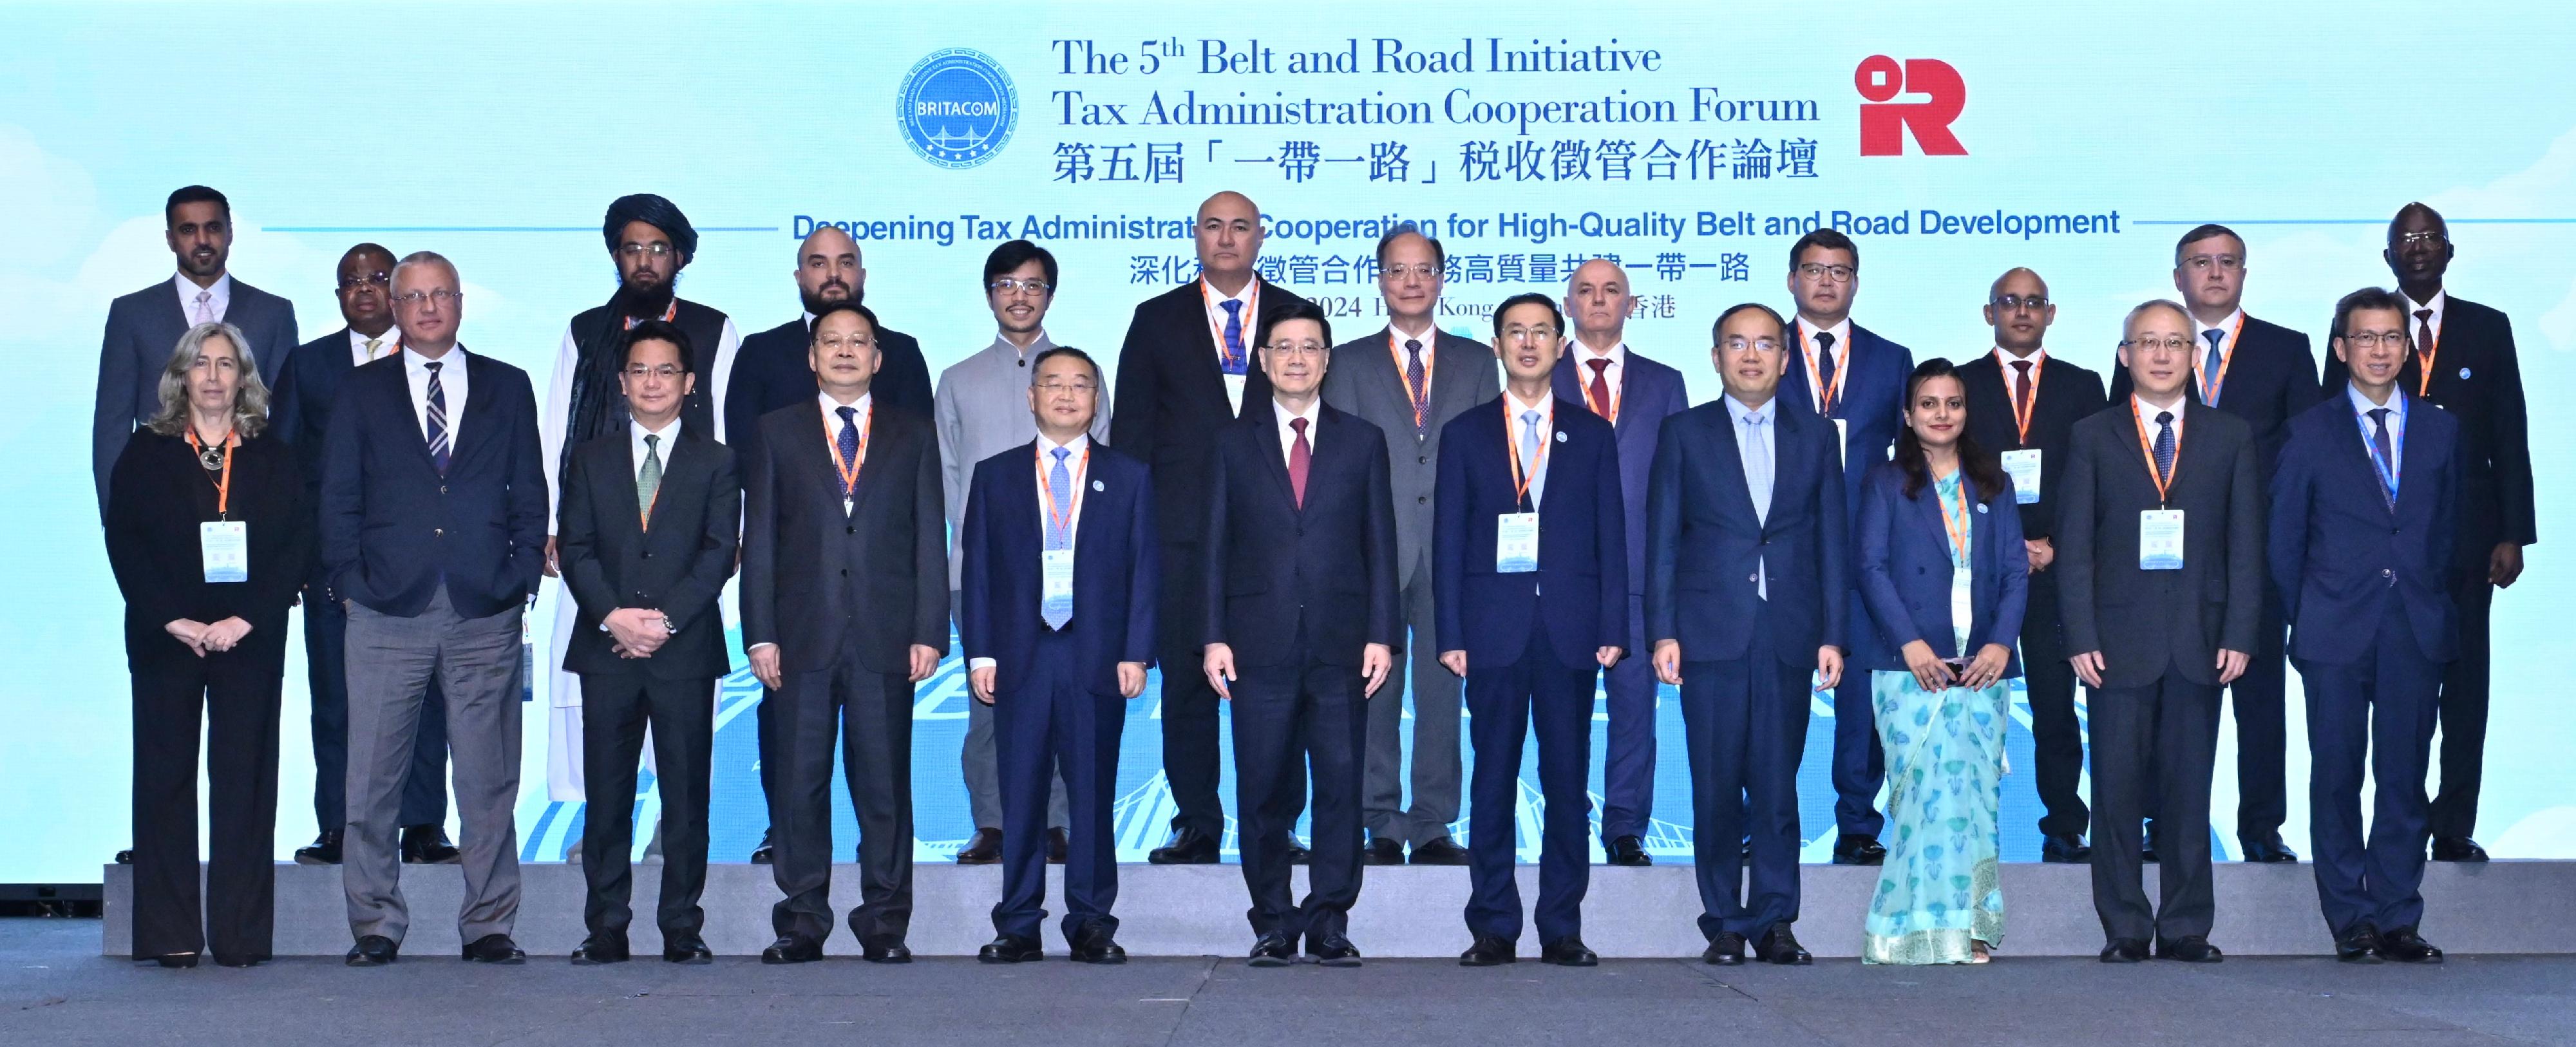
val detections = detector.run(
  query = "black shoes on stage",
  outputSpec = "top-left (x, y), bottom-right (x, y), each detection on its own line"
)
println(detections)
top-left (2039, 835), bottom-right (2091, 863)
top-left (2432, 836), bottom-right (2489, 862)
top-left (399, 825), bottom-right (461, 865)
top-left (1830, 835), bottom-right (1887, 866)
top-left (294, 830), bottom-right (343, 865)
top-left (1605, 835), bottom-right (1652, 867)
top-left (1148, 827), bottom-right (1219, 864)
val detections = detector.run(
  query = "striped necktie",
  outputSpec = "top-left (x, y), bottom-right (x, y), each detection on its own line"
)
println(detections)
top-left (424, 361), bottom-right (451, 474)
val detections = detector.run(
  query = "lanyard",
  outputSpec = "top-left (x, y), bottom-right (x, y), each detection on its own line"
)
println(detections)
top-left (822, 401), bottom-right (870, 495)
top-left (2193, 316), bottom-right (2245, 406)
top-left (1504, 397), bottom-right (1550, 511)
top-left (1937, 475), bottom-right (1972, 565)
top-left (1037, 443), bottom-right (1090, 540)
top-left (2130, 401), bottom-right (2181, 505)
top-left (1994, 349), bottom-right (2044, 444)
top-left (1201, 278), bottom-right (1258, 366)
top-left (2354, 395), bottom-right (2405, 504)
top-left (1390, 331), bottom-right (1434, 428)
top-left (1797, 323), bottom-right (1848, 415)
top-left (1578, 346), bottom-right (1624, 425)
top-left (186, 428), bottom-right (238, 518)
top-left (622, 301), bottom-right (679, 330)
top-left (2412, 313), bottom-right (2442, 397)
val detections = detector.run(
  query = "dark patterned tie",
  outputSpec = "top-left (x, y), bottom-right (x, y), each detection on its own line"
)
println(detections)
top-left (2153, 410), bottom-right (2176, 487)
top-left (2369, 408), bottom-right (2396, 511)
top-left (1405, 339), bottom-right (1428, 433)
top-left (1220, 299), bottom-right (1247, 374)
top-left (2010, 359), bottom-right (2033, 428)
top-left (835, 406), bottom-right (860, 498)
top-left (424, 361), bottom-right (450, 475)
top-left (1814, 331), bottom-right (1839, 413)
top-left (1288, 417), bottom-right (1311, 508)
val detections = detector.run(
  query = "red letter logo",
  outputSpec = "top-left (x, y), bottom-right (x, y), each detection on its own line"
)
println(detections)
top-left (1856, 55), bottom-right (1966, 156)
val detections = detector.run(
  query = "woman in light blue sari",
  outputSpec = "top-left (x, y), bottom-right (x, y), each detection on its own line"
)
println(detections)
top-left (1854, 359), bottom-right (2029, 964)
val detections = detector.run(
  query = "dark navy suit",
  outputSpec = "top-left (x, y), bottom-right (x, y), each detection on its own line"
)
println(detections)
top-left (1435, 396), bottom-right (1625, 947)
top-left (1852, 464), bottom-right (2029, 676)
top-left (958, 440), bottom-right (1159, 944)
top-left (319, 351), bottom-right (548, 618)
top-left (2271, 389), bottom-right (2459, 938)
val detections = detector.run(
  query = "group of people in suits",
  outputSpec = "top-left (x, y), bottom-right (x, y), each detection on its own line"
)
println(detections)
top-left (96, 180), bottom-right (2530, 969)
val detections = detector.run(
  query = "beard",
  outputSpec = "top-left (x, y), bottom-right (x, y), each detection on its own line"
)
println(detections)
top-left (619, 274), bottom-right (677, 318)
top-left (799, 281), bottom-right (859, 316)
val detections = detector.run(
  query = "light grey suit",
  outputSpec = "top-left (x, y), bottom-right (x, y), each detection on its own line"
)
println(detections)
top-left (93, 274), bottom-right (298, 517)
top-left (1321, 324), bottom-right (1500, 845)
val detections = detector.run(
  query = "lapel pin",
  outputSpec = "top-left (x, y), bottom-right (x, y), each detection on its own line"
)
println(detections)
top-left (1975, 503), bottom-right (1988, 514)
top-left (1091, 480), bottom-right (1104, 491)
top-left (2458, 366), bottom-right (2471, 379)
top-left (1555, 430), bottom-right (1567, 443)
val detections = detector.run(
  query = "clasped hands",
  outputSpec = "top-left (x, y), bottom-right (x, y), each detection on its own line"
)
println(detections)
top-left (164, 617), bottom-right (252, 657)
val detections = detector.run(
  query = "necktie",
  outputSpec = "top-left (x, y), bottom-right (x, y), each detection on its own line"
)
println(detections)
top-left (1813, 331), bottom-right (1839, 413)
top-left (636, 433), bottom-right (664, 530)
top-left (2368, 408), bottom-right (2396, 511)
top-left (423, 361), bottom-right (451, 475)
top-left (835, 406), bottom-right (861, 498)
top-left (2153, 410), bottom-right (2176, 487)
top-left (1404, 339), bottom-right (1428, 433)
top-left (1044, 446), bottom-right (1074, 629)
top-left (2009, 359), bottom-right (2033, 426)
top-left (1586, 358), bottom-right (1614, 419)
top-left (193, 290), bottom-right (213, 324)
top-left (1287, 417), bottom-right (1311, 508)
top-left (2416, 308), bottom-right (2436, 372)
top-left (1743, 413), bottom-right (1772, 598)
top-left (2201, 328), bottom-right (2226, 403)
top-left (1519, 409), bottom-right (1543, 507)
top-left (365, 337), bottom-right (387, 361)
top-left (1220, 299), bottom-right (1247, 374)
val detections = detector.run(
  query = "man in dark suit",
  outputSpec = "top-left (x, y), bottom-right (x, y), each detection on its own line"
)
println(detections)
top-left (1110, 190), bottom-right (1319, 865)
top-left (95, 185), bottom-right (298, 517)
top-left (1777, 230), bottom-right (1913, 865)
top-left (2110, 224), bottom-right (2320, 863)
top-left (722, 225), bottom-right (933, 864)
top-left (2274, 288), bottom-right (2460, 965)
top-left (2060, 299), bottom-right (2264, 965)
top-left (270, 243), bottom-right (453, 868)
top-left (322, 251), bottom-right (546, 967)
top-left (1444, 294), bottom-right (1625, 968)
top-left (1200, 301), bottom-right (1399, 967)
top-left (1551, 258), bottom-right (1689, 867)
top-left (739, 301), bottom-right (947, 965)
top-left (2322, 203), bottom-right (2535, 863)
top-left (1319, 226), bottom-right (1496, 867)
top-left (555, 321), bottom-right (740, 966)
top-left (1955, 267), bottom-right (2107, 863)
top-left (1647, 303), bottom-right (1846, 967)
top-left (959, 347), bottom-right (1157, 965)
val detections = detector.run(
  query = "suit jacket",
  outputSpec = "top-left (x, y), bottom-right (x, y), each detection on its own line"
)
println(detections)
top-left (740, 399), bottom-right (948, 675)
top-left (1320, 325), bottom-right (1499, 583)
top-left (1199, 402), bottom-right (1400, 668)
top-left (93, 278), bottom-right (299, 515)
top-left (2320, 294), bottom-right (2535, 566)
top-left (273, 328), bottom-right (379, 592)
top-left (1853, 462), bottom-right (2029, 674)
top-left (1432, 396), bottom-right (1627, 670)
top-left (2269, 391), bottom-right (2460, 666)
top-left (957, 442), bottom-right (1159, 695)
top-left (2056, 400), bottom-right (2264, 689)
top-left (722, 314), bottom-right (934, 484)
top-left (556, 427), bottom-right (741, 679)
top-left (2110, 314), bottom-right (2320, 484)
top-left (319, 350), bottom-right (547, 619)
top-left (1956, 350), bottom-right (2107, 543)
top-left (1109, 279), bottom-right (1316, 551)
top-left (1643, 398), bottom-right (1848, 666)
top-left (104, 430), bottom-right (310, 672)
top-left (1551, 346), bottom-right (1690, 600)
top-left (1781, 319), bottom-right (1913, 510)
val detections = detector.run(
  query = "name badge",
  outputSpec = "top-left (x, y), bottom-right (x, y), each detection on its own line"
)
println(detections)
top-left (1497, 512), bottom-right (1539, 573)
top-left (2139, 509), bottom-right (2184, 571)
top-left (1041, 549), bottom-right (1075, 623)
top-left (201, 521), bottom-right (249, 583)
top-left (1832, 417), bottom-right (1849, 468)
top-left (1999, 449), bottom-right (2042, 505)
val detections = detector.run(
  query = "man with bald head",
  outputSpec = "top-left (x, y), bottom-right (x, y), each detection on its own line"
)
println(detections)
top-left (1953, 268), bottom-right (2106, 862)
top-left (1111, 190), bottom-right (1316, 863)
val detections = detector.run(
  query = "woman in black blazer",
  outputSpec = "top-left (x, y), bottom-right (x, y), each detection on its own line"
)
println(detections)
top-left (103, 323), bottom-right (310, 968)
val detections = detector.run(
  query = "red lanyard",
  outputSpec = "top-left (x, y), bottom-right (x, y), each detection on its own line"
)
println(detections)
top-left (186, 428), bottom-right (238, 518)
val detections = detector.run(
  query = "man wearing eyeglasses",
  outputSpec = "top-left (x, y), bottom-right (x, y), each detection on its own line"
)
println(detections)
top-left (1319, 226), bottom-right (1499, 867)
top-left (2108, 223), bottom-right (2319, 865)
top-left (1779, 229), bottom-right (1915, 868)
top-left (935, 240), bottom-right (1103, 867)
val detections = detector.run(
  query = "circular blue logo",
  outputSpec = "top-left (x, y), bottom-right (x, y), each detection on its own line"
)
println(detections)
top-left (897, 48), bottom-right (1016, 169)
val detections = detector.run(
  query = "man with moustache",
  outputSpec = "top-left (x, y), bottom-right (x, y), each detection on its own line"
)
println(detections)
top-left (2322, 203), bottom-right (2533, 863)
top-left (1111, 191), bottom-right (1318, 865)
top-left (1320, 226), bottom-right (1498, 866)
top-left (1953, 268), bottom-right (2107, 863)
top-left (2110, 224), bottom-right (2319, 864)
top-left (272, 243), bottom-right (455, 867)
top-left (1549, 258), bottom-right (1688, 867)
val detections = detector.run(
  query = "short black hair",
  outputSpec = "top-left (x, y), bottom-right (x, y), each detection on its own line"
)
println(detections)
top-left (983, 239), bottom-right (1059, 292)
top-left (1374, 224), bottom-right (1445, 269)
top-left (621, 318), bottom-right (696, 372)
top-left (1492, 292), bottom-right (1563, 337)
top-left (166, 185), bottom-right (230, 227)
top-left (810, 301), bottom-right (880, 341)
top-left (2331, 287), bottom-right (2414, 344)
top-left (1256, 299), bottom-right (1332, 350)
top-left (1028, 345), bottom-right (1101, 386)
top-left (1712, 302), bottom-right (1788, 343)
top-left (1788, 228), bottom-right (1857, 272)
top-left (2174, 223), bottom-right (2244, 265)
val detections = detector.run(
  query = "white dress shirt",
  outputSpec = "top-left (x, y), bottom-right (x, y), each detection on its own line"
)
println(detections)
top-left (2404, 290), bottom-right (2448, 346)
top-left (1274, 395), bottom-right (1323, 462)
top-left (402, 344), bottom-right (469, 445)
top-left (1796, 317), bottom-right (1853, 414)
top-left (1572, 338), bottom-right (1625, 410)
top-left (969, 432), bottom-right (1092, 672)
top-left (1502, 387), bottom-right (1555, 508)
top-left (2132, 391), bottom-right (2188, 448)
top-left (349, 328), bottom-right (400, 367)
top-left (630, 416), bottom-right (681, 481)
top-left (175, 272), bottom-right (234, 324)
top-left (1204, 278), bottom-right (1258, 412)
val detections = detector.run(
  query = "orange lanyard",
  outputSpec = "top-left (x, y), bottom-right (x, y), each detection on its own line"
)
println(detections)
top-left (1577, 347), bottom-right (1624, 425)
top-left (1937, 475), bottom-right (1972, 564)
top-left (1389, 331), bottom-right (1435, 428)
top-left (1797, 323), bottom-right (1848, 415)
top-left (1995, 349), bottom-right (2043, 444)
top-left (1504, 397), bottom-right (1550, 510)
top-left (1202, 278), bottom-right (1259, 366)
top-left (1037, 443), bottom-right (1090, 538)
top-left (2130, 401), bottom-right (2181, 505)
top-left (637, 429), bottom-right (670, 531)
top-left (822, 401), bottom-right (870, 495)
top-left (2192, 316), bottom-right (2244, 406)
top-left (2413, 311), bottom-right (2442, 397)
top-left (621, 301), bottom-right (678, 330)
top-left (186, 428), bottom-right (238, 518)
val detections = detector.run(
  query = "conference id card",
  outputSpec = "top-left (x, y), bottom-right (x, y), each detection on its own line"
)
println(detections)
top-left (2000, 449), bottom-right (2042, 504)
top-left (1496, 512), bottom-right (1539, 573)
top-left (1041, 549), bottom-right (1075, 619)
top-left (200, 521), bottom-right (248, 583)
top-left (2138, 510), bottom-right (2184, 571)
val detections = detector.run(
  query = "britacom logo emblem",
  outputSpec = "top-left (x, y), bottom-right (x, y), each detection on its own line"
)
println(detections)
top-left (898, 48), bottom-right (1017, 169)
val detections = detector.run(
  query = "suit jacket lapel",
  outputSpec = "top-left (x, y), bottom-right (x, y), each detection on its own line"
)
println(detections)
top-left (1258, 403), bottom-right (1302, 513)
top-left (1705, 407), bottom-right (1761, 525)
top-left (1429, 332), bottom-right (1482, 421)
top-left (446, 353), bottom-right (500, 469)
top-left (1361, 329), bottom-right (1415, 435)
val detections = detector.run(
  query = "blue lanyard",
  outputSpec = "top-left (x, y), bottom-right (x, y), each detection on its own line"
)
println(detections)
top-left (2352, 394), bottom-right (2405, 505)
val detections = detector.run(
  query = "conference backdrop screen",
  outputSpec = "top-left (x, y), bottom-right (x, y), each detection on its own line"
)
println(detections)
top-left (6, 2), bottom-right (2572, 885)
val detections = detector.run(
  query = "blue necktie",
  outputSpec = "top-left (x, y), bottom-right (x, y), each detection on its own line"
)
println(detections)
top-left (1742, 413), bottom-right (1772, 598)
top-left (2369, 408), bottom-right (2396, 511)
top-left (1043, 446), bottom-right (1074, 629)
top-left (423, 361), bottom-right (450, 475)
top-left (1519, 410), bottom-right (1543, 508)
top-left (2153, 410), bottom-right (2176, 486)
top-left (1219, 299), bottom-right (1247, 375)
top-left (2202, 328), bottom-right (2226, 404)
top-left (835, 406), bottom-right (860, 498)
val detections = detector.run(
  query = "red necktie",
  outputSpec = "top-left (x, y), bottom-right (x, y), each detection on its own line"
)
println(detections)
top-left (2011, 360), bottom-right (2033, 421)
top-left (1288, 417), bottom-right (1312, 508)
top-left (1586, 358), bottom-right (1613, 419)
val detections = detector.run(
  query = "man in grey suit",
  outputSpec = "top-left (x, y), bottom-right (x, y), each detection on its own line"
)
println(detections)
top-left (94, 185), bottom-right (298, 517)
top-left (1320, 226), bottom-right (1498, 865)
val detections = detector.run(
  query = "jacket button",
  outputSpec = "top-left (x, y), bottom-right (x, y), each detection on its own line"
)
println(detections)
top-left (641, 551), bottom-right (654, 559)
top-left (1417, 496), bottom-right (1428, 505)
top-left (1418, 455), bottom-right (1429, 465)
top-left (2382, 568), bottom-right (2392, 578)
top-left (841, 568), bottom-right (849, 577)
top-left (847, 525), bottom-right (857, 534)
top-left (433, 528), bottom-right (444, 537)
top-left (439, 486), bottom-right (448, 495)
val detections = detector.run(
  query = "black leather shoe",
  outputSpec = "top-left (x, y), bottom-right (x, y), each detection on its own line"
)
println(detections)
top-left (2431, 836), bottom-right (2488, 862)
top-left (147, 952), bottom-right (198, 968)
top-left (294, 830), bottom-right (343, 866)
top-left (1540, 936), bottom-right (1598, 967)
top-left (1148, 827), bottom-right (1219, 865)
top-left (1247, 933), bottom-right (1298, 967)
top-left (1409, 836), bottom-right (1470, 866)
top-left (1756, 925), bottom-right (1812, 965)
top-left (2334, 923), bottom-right (2383, 963)
top-left (1702, 932), bottom-right (1747, 965)
top-left (1830, 835), bottom-right (1887, 866)
top-left (1281, 834), bottom-right (1311, 865)
top-left (115, 849), bottom-right (133, 864)
top-left (1605, 835), bottom-right (1651, 867)
top-left (749, 828), bottom-right (775, 865)
top-left (662, 934), bottom-right (714, 964)
top-left (2378, 926), bottom-right (2444, 964)
top-left (345, 935), bottom-right (398, 967)
top-left (954, 827), bottom-right (1002, 865)
top-left (401, 825), bottom-right (462, 865)
top-left (2240, 833), bottom-right (2299, 863)
top-left (978, 934), bottom-right (1043, 963)
top-left (761, 936), bottom-right (822, 964)
top-left (569, 936), bottom-right (629, 965)
top-left (1306, 933), bottom-right (1363, 967)
top-left (212, 954), bottom-right (263, 968)
top-left (1362, 836), bottom-right (1405, 865)
top-left (1047, 827), bottom-right (1070, 865)
top-left (461, 934), bottom-right (526, 964)
top-left (860, 939), bottom-right (912, 964)
top-left (2155, 936), bottom-right (2223, 963)
top-left (2099, 938), bottom-right (2148, 963)
top-left (2040, 834), bottom-right (2092, 863)
top-left (1459, 934), bottom-right (1516, 967)
top-left (1068, 924), bottom-right (1126, 965)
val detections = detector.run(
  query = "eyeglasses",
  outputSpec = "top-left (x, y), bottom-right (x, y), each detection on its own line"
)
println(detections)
top-left (1796, 263), bottom-right (1855, 282)
top-left (2340, 331), bottom-right (2409, 350)
top-left (1498, 326), bottom-right (1559, 343)
top-left (391, 289), bottom-right (462, 307)
top-left (338, 272), bottom-right (392, 290)
top-left (2395, 231), bottom-right (2447, 247)
top-left (2121, 336), bottom-right (2193, 353)
top-left (814, 335), bottom-right (875, 350)
top-left (1992, 294), bottom-right (2049, 311)
top-left (1380, 263), bottom-right (1441, 282)
top-left (988, 278), bottom-right (1052, 296)
top-left (1264, 343), bottom-right (1328, 358)
top-left (623, 364), bottom-right (685, 380)
top-left (1035, 380), bottom-right (1097, 395)
top-left (618, 242), bottom-right (675, 258)
top-left (1721, 337), bottom-right (1785, 354)
top-left (2179, 254), bottom-right (2244, 272)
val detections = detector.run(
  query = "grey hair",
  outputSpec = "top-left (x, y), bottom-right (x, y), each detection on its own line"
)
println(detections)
top-left (146, 321), bottom-right (270, 439)
top-left (2121, 298), bottom-right (2191, 341)
top-left (393, 249), bottom-right (458, 285)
